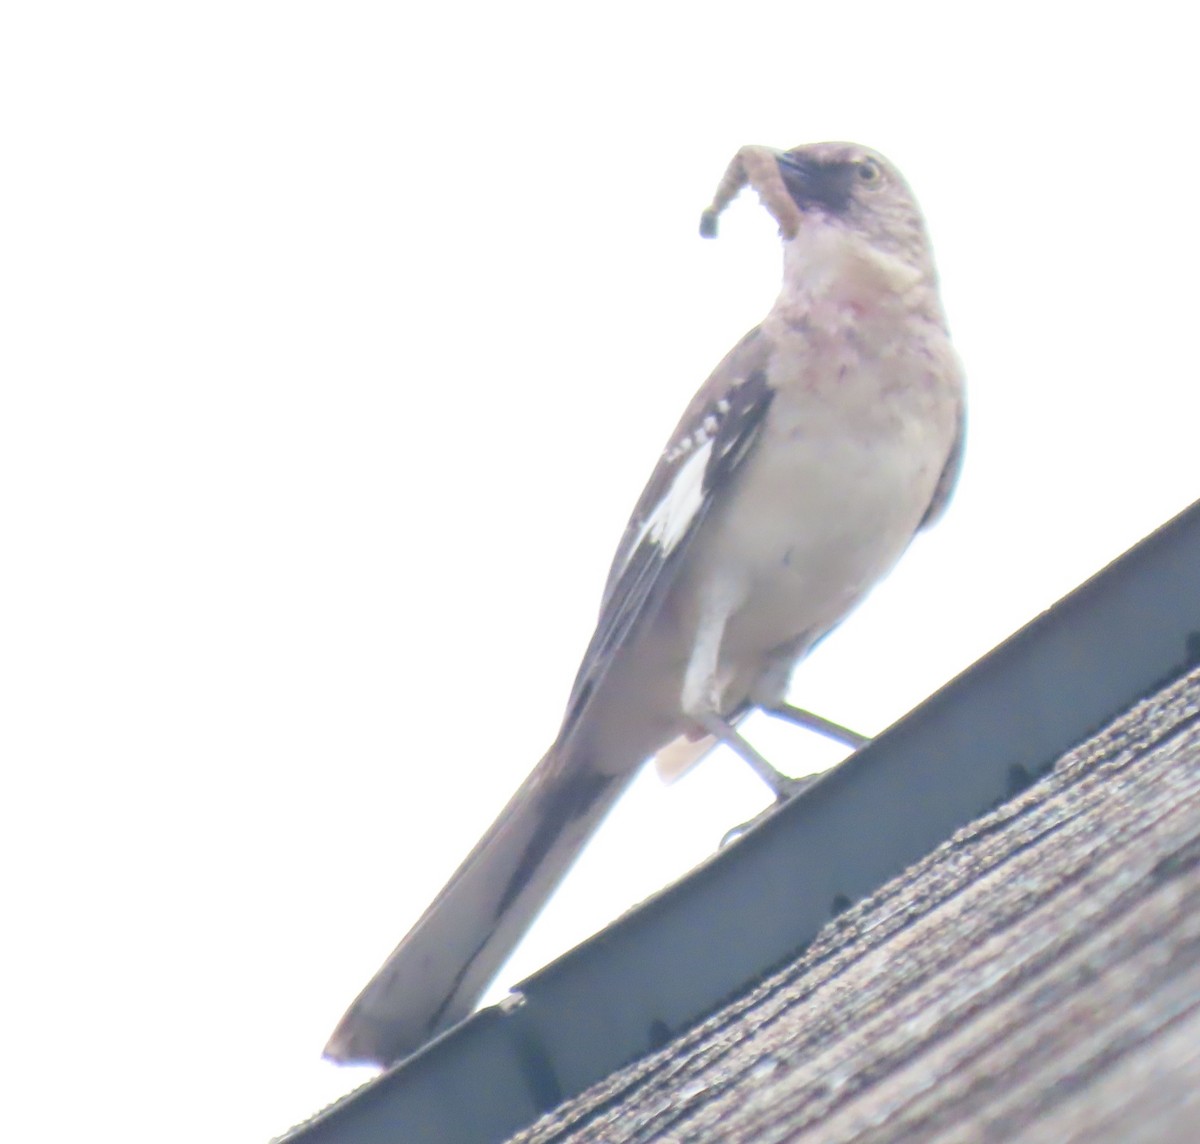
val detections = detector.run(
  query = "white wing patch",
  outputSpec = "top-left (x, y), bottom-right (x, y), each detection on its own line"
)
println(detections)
top-left (630, 435), bottom-right (714, 563)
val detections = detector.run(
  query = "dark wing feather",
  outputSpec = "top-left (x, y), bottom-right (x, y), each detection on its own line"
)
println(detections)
top-left (919, 402), bottom-right (966, 529)
top-left (558, 329), bottom-right (773, 738)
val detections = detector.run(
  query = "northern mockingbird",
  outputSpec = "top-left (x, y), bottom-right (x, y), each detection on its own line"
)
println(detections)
top-left (325, 141), bottom-right (965, 1067)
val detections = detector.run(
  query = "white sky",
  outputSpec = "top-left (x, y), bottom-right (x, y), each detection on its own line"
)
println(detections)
top-left (3, 2), bottom-right (1198, 1141)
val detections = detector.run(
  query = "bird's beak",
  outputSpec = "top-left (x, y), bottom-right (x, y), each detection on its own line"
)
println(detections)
top-left (774, 151), bottom-right (818, 209)
top-left (774, 150), bottom-right (857, 216)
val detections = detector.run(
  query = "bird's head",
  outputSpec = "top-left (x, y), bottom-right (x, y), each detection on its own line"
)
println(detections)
top-left (775, 142), bottom-right (931, 269)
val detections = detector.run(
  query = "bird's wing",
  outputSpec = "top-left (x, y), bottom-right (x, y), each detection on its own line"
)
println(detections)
top-left (556, 328), bottom-right (774, 742)
top-left (919, 398), bottom-right (966, 529)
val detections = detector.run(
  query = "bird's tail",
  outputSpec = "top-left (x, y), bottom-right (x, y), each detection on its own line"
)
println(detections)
top-left (323, 741), bottom-right (631, 1067)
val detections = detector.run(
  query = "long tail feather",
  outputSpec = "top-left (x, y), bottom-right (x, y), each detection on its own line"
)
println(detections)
top-left (324, 744), bottom-right (631, 1066)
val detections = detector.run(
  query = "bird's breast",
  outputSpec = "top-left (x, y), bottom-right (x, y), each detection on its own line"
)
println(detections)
top-left (689, 329), bottom-right (959, 670)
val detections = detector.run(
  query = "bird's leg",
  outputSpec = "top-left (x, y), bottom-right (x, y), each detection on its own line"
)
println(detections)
top-left (707, 705), bottom-right (871, 846)
top-left (699, 144), bottom-right (803, 241)
top-left (764, 702), bottom-right (871, 750)
top-left (682, 585), bottom-right (798, 801)
top-left (694, 711), bottom-right (802, 801)
top-left (714, 744), bottom-right (823, 849)
top-left (681, 587), bottom-right (831, 804)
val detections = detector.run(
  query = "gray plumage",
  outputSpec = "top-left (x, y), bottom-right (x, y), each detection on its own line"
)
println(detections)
top-left (325, 141), bottom-right (965, 1067)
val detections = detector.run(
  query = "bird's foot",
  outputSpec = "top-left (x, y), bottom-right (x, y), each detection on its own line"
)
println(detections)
top-left (718, 772), bottom-right (820, 848)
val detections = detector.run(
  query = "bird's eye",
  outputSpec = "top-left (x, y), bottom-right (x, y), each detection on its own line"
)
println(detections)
top-left (857, 160), bottom-right (882, 184)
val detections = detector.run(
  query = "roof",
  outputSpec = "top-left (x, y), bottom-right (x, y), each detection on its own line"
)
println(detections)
top-left (279, 497), bottom-right (1200, 1143)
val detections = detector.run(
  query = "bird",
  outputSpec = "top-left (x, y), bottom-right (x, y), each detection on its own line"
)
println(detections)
top-left (324, 140), bottom-right (965, 1067)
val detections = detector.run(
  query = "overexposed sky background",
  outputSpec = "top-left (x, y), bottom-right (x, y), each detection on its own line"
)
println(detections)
top-left (3, 2), bottom-right (1198, 1141)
